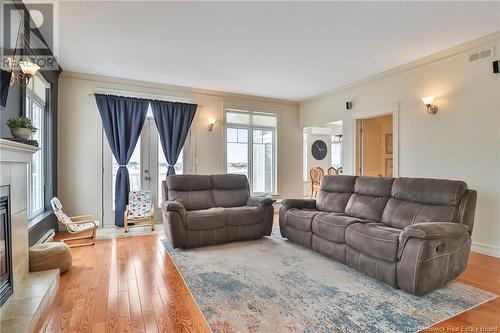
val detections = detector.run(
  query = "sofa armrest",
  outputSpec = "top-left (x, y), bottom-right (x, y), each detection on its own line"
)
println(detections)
top-left (161, 201), bottom-right (186, 216)
top-left (397, 222), bottom-right (471, 295)
top-left (400, 222), bottom-right (469, 240)
top-left (161, 201), bottom-right (187, 248)
top-left (281, 199), bottom-right (316, 210)
top-left (247, 197), bottom-right (274, 208)
top-left (398, 222), bottom-right (469, 259)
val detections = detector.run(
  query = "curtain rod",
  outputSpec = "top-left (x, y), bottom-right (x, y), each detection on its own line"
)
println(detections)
top-left (88, 88), bottom-right (201, 106)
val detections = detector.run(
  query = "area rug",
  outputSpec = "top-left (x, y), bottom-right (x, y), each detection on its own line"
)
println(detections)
top-left (163, 231), bottom-right (496, 333)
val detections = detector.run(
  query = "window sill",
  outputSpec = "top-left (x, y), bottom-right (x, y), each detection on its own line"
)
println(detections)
top-left (28, 210), bottom-right (53, 231)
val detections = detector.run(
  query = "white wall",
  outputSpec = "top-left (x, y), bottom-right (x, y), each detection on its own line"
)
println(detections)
top-left (300, 34), bottom-right (500, 256)
top-left (57, 73), bottom-right (302, 225)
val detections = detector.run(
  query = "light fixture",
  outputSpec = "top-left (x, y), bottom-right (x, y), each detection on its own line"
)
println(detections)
top-left (207, 118), bottom-right (216, 131)
top-left (10, 59), bottom-right (40, 86)
top-left (421, 96), bottom-right (438, 114)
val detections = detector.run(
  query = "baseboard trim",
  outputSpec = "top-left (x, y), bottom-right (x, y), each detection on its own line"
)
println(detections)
top-left (471, 242), bottom-right (500, 258)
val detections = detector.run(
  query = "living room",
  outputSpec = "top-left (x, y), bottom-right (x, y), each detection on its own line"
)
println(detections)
top-left (0, 1), bottom-right (499, 332)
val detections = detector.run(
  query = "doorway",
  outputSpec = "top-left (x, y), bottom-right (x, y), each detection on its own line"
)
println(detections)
top-left (102, 112), bottom-right (185, 226)
top-left (302, 121), bottom-right (343, 197)
top-left (357, 114), bottom-right (393, 177)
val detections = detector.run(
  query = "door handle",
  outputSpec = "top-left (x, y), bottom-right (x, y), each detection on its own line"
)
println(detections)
top-left (144, 176), bottom-right (151, 181)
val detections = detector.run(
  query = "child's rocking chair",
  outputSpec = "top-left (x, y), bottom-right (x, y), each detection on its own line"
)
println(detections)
top-left (124, 191), bottom-right (155, 232)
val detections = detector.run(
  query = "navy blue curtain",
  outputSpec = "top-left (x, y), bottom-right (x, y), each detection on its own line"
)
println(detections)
top-left (95, 94), bottom-right (149, 227)
top-left (151, 101), bottom-right (197, 175)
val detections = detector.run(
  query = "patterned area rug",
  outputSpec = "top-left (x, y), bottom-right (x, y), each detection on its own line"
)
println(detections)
top-left (163, 231), bottom-right (496, 333)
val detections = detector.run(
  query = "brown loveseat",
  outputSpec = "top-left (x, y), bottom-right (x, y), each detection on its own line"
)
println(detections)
top-left (279, 175), bottom-right (476, 295)
top-left (161, 174), bottom-right (274, 249)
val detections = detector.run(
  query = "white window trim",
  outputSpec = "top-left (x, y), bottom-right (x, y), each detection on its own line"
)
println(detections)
top-left (223, 108), bottom-right (278, 196)
top-left (331, 134), bottom-right (343, 168)
top-left (26, 90), bottom-right (46, 219)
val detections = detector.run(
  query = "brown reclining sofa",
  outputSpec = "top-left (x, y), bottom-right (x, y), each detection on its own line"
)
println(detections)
top-left (279, 175), bottom-right (476, 295)
top-left (161, 174), bottom-right (274, 249)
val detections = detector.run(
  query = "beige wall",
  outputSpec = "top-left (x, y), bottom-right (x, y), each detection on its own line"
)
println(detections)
top-left (57, 73), bottom-right (302, 224)
top-left (300, 34), bottom-right (500, 256)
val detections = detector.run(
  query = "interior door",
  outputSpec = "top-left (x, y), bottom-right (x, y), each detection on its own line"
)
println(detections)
top-left (361, 119), bottom-right (382, 177)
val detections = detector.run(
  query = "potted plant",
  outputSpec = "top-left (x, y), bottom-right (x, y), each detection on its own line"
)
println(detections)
top-left (6, 117), bottom-right (37, 140)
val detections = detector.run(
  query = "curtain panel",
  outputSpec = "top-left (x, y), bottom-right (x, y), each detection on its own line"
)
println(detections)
top-left (151, 100), bottom-right (197, 176)
top-left (95, 94), bottom-right (150, 227)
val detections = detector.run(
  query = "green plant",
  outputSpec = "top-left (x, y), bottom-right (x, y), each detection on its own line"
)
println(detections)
top-left (6, 117), bottom-right (37, 133)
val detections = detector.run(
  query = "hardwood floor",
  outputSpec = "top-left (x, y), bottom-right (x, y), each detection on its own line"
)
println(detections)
top-left (36, 226), bottom-right (499, 333)
top-left (36, 232), bottom-right (210, 333)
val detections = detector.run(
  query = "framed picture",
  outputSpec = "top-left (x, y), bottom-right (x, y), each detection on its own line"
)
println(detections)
top-left (385, 158), bottom-right (393, 177)
top-left (385, 134), bottom-right (393, 154)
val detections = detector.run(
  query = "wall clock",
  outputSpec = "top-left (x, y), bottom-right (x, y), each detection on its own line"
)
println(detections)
top-left (311, 140), bottom-right (328, 160)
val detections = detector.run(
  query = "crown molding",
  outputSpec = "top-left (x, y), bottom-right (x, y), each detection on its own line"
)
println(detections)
top-left (302, 31), bottom-right (500, 105)
top-left (60, 71), bottom-right (300, 107)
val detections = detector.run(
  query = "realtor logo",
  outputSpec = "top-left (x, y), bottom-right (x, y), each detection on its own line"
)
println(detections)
top-left (1, 1), bottom-right (57, 70)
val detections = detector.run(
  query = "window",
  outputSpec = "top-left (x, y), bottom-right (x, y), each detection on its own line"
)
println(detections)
top-left (226, 128), bottom-right (248, 176)
top-left (158, 142), bottom-right (183, 206)
top-left (303, 133), bottom-right (308, 181)
top-left (111, 138), bottom-right (141, 210)
top-left (26, 75), bottom-right (48, 218)
top-left (331, 135), bottom-right (343, 168)
top-left (225, 109), bottom-right (277, 195)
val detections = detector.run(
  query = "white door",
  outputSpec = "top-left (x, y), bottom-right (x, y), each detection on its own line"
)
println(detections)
top-left (102, 115), bottom-right (185, 226)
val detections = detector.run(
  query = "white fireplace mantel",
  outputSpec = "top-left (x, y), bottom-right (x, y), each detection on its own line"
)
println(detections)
top-left (0, 139), bottom-right (40, 163)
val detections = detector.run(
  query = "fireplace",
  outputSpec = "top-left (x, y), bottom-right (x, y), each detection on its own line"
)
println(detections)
top-left (0, 185), bottom-right (13, 306)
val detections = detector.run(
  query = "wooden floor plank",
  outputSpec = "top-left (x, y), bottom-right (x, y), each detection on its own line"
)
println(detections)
top-left (37, 219), bottom-right (499, 333)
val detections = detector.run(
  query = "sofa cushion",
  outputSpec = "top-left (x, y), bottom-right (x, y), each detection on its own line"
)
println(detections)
top-left (166, 175), bottom-right (215, 210)
top-left (382, 178), bottom-right (467, 229)
top-left (168, 189), bottom-right (215, 211)
top-left (345, 222), bottom-right (401, 262)
top-left (285, 209), bottom-right (319, 232)
top-left (312, 213), bottom-right (360, 243)
top-left (354, 176), bottom-right (394, 197)
top-left (316, 175), bottom-right (357, 213)
top-left (391, 178), bottom-right (467, 206)
top-left (345, 194), bottom-right (390, 222)
top-left (224, 206), bottom-right (263, 226)
top-left (211, 174), bottom-right (250, 207)
top-left (345, 177), bottom-right (394, 221)
top-left (166, 174), bottom-right (212, 191)
top-left (381, 199), bottom-right (456, 229)
top-left (185, 208), bottom-right (226, 230)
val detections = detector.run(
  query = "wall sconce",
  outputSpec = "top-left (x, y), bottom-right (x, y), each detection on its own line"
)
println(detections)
top-left (421, 96), bottom-right (438, 114)
top-left (9, 59), bottom-right (40, 86)
top-left (207, 118), bottom-right (216, 131)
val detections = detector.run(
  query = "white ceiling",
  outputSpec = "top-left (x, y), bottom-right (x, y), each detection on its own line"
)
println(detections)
top-left (57, 1), bottom-right (500, 101)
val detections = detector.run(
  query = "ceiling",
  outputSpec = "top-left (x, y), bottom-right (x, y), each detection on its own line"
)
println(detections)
top-left (56, 1), bottom-right (500, 101)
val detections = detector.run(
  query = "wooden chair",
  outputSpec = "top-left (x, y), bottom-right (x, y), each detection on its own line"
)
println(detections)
top-left (327, 167), bottom-right (337, 175)
top-left (124, 191), bottom-right (155, 233)
top-left (327, 166), bottom-right (344, 175)
top-left (309, 167), bottom-right (325, 198)
top-left (50, 197), bottom-right (98, 247)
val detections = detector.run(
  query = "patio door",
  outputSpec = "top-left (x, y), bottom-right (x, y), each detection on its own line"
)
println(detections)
top-left (102, 115), bottom-right (184, 226)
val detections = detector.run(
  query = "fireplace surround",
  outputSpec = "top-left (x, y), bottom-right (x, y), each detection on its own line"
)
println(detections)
top-left (0, 185), bottom-right (13, 306)
top-left (0, 139), bottom-right (60, 332)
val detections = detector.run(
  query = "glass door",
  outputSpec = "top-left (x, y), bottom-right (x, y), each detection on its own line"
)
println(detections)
top-left (103, 114), bottom-right (185, 226)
